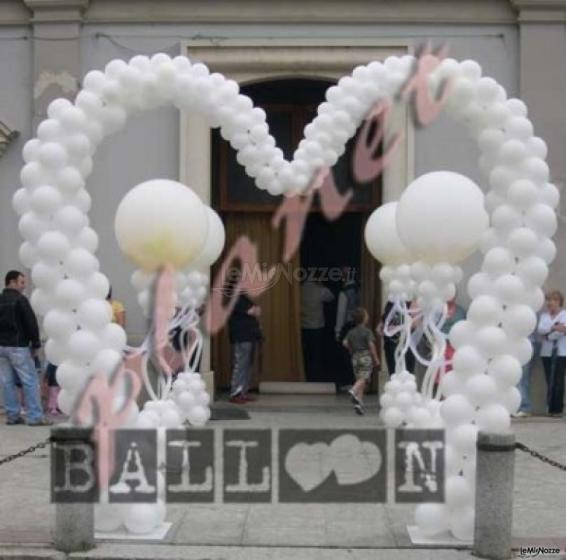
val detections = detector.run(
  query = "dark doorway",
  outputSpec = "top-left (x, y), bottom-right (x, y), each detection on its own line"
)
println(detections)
top-left (211, 77), bottom-right (382, 391)
top-left (301, 213), bottom-right (362, 385)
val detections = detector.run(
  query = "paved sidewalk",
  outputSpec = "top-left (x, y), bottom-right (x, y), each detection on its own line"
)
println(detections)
top-left (1, 395), bottom-right (565, 558)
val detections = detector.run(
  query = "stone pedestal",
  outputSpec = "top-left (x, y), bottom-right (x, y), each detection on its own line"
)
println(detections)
top-left (51, 427), bottom-right (95, 553)
top-left (473, 431), bottom-right (515, 560)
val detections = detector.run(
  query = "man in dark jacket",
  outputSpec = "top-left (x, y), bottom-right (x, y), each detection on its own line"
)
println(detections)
top-left (228, 292), bottom-right (262, 404)
top-left (0, 270), bottom-right (50, 425)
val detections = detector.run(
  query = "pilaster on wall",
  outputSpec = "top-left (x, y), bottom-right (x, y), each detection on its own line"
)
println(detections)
top-left (23, 0), bottom-right (89, 128)
top-left (510, 0), bottom-right (566, 287)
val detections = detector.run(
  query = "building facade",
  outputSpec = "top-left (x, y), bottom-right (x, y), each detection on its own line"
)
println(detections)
top-left (0, 0), bottom-right (564, 406)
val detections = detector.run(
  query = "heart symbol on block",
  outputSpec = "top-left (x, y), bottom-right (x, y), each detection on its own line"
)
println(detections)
top-left (329, 434), bottom-right (382, 486)
top-left (284, 442), bottom-right (333, 492)
top-left (284, 435), bottom-right (383, 492)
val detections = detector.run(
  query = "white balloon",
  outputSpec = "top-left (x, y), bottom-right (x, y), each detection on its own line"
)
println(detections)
top-left (74, 227), bottom-right (99, 252)
top-left (101, 323), bottom-right (127, 352)
top-left (31, 261), bottom-right (64, 291)
top-left (38, 142), bottom-right (68, 169)
top-left (30, 288), bottom-right (51, 316)
top-left (43, 309), bottom-right (77, 340)
top-left (476, 403), bottom-right (511, 432)
top-left (95, 504), bottom-right (124, 532)
top-left (13, 188), bottom-right (32, 216)
top-left (189, 207), bottom-right (225, 269)
top-left (467, 295), bottom-right (503, 326)
top-left (449, 320), bottom-right (477, 350)
top-left (449, 507), bottom-right (474, 541)
top-left (506, 179), bottom-right (538, 211)
top-left (381, 407), bottom-right (404, 428)
top-left (440, 395), bottom-right (475, 427)
top-left (464, 374), bottom-right (498, 407)
top-left (501, 304), bottom-right (536, 338)
top-left (21, 162), bottom-right (48, 189)
top-left (364, 202), bottom-right (413, 265)
top-left (499, 386), bottom-right (521, 414)
top-left (414, 503), bottom-right (449, 537)
top-left (439, 371), bottom-right (464, 397)
top-left (536, 238), bottom-right (557, 265)
top-left (396, 171), bottom-right (488, 264)
top-left (67, 329), bottom-right (102, 363)
top-left (55, 278), bottom-right (87, 310)
top-left (492, 204), bottom-right (522, 232)
top-left (57, 166), bottom-right (85, 194)
top-left (77, 299), bottom-right (113, 330)
top-left (504, 336), bottom-right (533, 366)
top-left (524, 203), bottom-right (558, 237)
top-left (30, 185), bottom-right (63, 215)
top-left (19, 212), bottom-right (49, 243)
top-left (506, 228), bottom-right (539, 259)
top-left (516, 256), bottom-right (548, 287)
top-left (474, 326), bottom-right (507, 358)
top-left (91, 348), bottom-right (123, 377)
top-left (481, 247), bottom-right (515, 277)
top-left (494, 274), bottom-right (525, 306)
top-left (85, 272), bottom-right (110, 300)
top-left (65, 248), bottom-right (99, 279)
top-left (54, 206), bottom-right (88, 235)
top-left (124, 504), bottom-right (161, 534)
top-left (445, 444), bottom-right (465, 476)
top-left (160, 407), bottom-right (184, 428)
top-left (449, 423), bottom-right (479, 455)
top-left (187, 405), bottom-right (209, 427)
top-left (115, 179), bottom-right (208, 271)
top-left (37, 231), bottom-right (71, 263)
top-left (452, 345), bottom-right (487, 375)
top-left (539, 183), bottom-right (560, 209)
top-left (445, 475), bottom-right (474, 509)
top-left (19, 242), bottom-right (40, 268)
top-left (45, 338), bottom-right (70, 366)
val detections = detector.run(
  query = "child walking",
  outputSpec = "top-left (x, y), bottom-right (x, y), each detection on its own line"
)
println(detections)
top-left (343, 307), bottom-right (380, 415)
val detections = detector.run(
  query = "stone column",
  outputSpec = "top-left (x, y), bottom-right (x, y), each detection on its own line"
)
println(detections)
top-left (51, 427), bottom-right (95, 553)
top-left (23, 0), bottom-right (89, 129)
top-left (180, 113), bottom-right (213, 395)
top-left (473, 431), bottom-right (516, 560)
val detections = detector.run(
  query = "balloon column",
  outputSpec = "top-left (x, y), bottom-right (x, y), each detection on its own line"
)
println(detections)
top-left (366, 65), bottom-right (556, 541)
top-left (13, 53), bottom-right (557, 539)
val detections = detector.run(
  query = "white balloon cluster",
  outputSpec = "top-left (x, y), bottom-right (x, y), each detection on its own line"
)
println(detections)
top-left (380, 370), bottom-right (442, 428)
top-left (365, 58), bottom-right (555, 542)
top-left (408, 58), bottom-right (556, 542)
top-left (171, 372), bottom-right (211, 426)
top-left (115, 179), bottom-right (224, 316)
top-left (15, 53), bottom-right (557, 541)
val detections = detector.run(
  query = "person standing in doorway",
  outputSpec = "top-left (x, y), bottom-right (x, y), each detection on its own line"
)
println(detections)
top-left (0, 270), bottom-right (51, 426)
top-left (537, 290), bottom-right (566, 417)
top-left (228, 288), bottom-right (262, 404)
top-left (301, 278), bottom-right (334, 382)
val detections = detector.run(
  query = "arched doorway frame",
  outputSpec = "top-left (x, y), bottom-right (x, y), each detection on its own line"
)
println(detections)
top-left (179, 38), bottom-right (415, 377)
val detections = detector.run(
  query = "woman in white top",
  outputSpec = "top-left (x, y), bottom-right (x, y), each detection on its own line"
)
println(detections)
top-left (537, 290), bottom-right (566, 416)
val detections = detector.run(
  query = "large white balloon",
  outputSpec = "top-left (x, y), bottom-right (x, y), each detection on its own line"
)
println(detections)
top-left (188, 206), bottom-right (225, 270)
top-left (364, 202), bottom-right (413, 265)
top-left (396, 171), bottom-right (489, 264)
top-left (114, 179), bottom-right (208, 271)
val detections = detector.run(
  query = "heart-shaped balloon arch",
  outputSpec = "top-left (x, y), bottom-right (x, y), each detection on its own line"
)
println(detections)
top-left (13, 52), bottom-right (558, 540)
